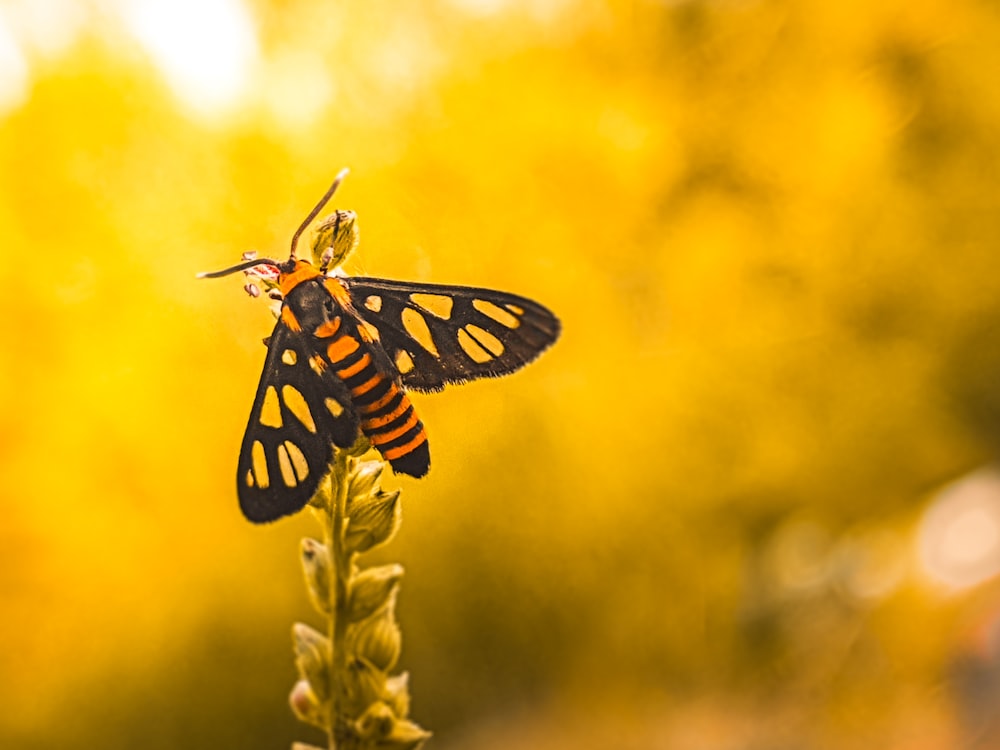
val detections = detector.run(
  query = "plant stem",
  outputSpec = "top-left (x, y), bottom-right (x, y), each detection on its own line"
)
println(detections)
top-left (325, 452), bottom-right (353, 750)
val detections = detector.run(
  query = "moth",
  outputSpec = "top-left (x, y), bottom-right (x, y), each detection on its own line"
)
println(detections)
top-left (201, 170), bottom-right (561, 523)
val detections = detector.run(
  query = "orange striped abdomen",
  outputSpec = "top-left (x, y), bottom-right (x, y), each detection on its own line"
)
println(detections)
top-left (324, 331), bottom-right (430, 477)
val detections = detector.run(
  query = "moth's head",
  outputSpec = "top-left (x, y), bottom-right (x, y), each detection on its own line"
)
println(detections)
top-left (195, 252), bottom-right (320, 302)
top-left (276, 258), bottom-right (324, 297)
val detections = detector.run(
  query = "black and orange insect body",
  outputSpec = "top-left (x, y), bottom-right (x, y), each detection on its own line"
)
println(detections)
top-left (201, 170), bottom-right (560, 523)
top-left (275, 260), bottom-right (430, 479)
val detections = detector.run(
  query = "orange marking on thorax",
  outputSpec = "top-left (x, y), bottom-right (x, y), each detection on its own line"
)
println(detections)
top-left (279, 260), bottom-right (322, 297)
top-left (357, 323), bottom-right (377, 343)
top-left (281, 306), bottom-right (302, 332)
top-left (337, 352), bottom-right (372, 379)
top-left (313, 317), bottom-right (342, 338)
top-left (381, 428), bottom-right (428, 460)
top-left (369, 410), bottom-right (420, 446)
top-left (326, 335), bottom-right (360, 363)
top-left (323, 277), bottom-right (353, 308)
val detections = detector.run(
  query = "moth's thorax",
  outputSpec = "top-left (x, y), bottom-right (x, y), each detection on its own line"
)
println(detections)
top-left (281, 278), bottom-right (332, 335)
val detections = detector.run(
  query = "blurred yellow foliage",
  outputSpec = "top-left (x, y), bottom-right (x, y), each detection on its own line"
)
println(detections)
top-left (4, 1), bottom-right (1000, 748)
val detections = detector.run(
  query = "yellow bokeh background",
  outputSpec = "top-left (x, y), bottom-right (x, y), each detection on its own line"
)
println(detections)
top-left (5, 1), bottom-right (1000, 748)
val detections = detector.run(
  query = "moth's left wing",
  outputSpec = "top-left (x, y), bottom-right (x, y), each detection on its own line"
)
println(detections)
top-left (342, 276), bottom-right (561, 393)
top-left (237, 323), bottom-right (360, 523)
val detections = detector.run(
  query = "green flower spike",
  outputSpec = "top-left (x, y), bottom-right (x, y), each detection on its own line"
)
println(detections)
top-left (290, 448), bottom-right (430, 750)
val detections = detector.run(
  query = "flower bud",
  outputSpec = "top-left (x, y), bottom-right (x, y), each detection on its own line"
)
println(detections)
top-left (347, 564), bottom-right (404, 623)
top-left (350, 602), bottom-right (402, 672)
top-left (300, 538), bottom-right (332, 615)
top-left (342, 656), bottom-right (386, 717)
top-left (345, 490), bottom-right (401, 553)
top-left (292, 623), bottom-right (331, 702)
top-left (383, 672), bottom-right (412, 719)
top-left (289, 679), bottom-right (326, 730)
top-left (381, 718), bottom-right (432, 750)
top-left (355, 701), bottom-right (395, 741)
top-left (310, 210), bottom-right (359, 269)
top-left (346, 461), bottom-right (385, 506)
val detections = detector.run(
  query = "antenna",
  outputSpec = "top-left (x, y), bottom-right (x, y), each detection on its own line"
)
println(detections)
top-left (196, 257), bottom-right (282, 279)
top-left (197, 167), bottom-right (351, 279)
top-left (288, 167), bottom-right (350, 260)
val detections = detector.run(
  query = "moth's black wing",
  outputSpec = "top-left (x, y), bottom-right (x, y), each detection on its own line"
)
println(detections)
top-left (342, 277), bottom-right (561, 393)
top-left (237, 322), bottom-right (360, 523)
